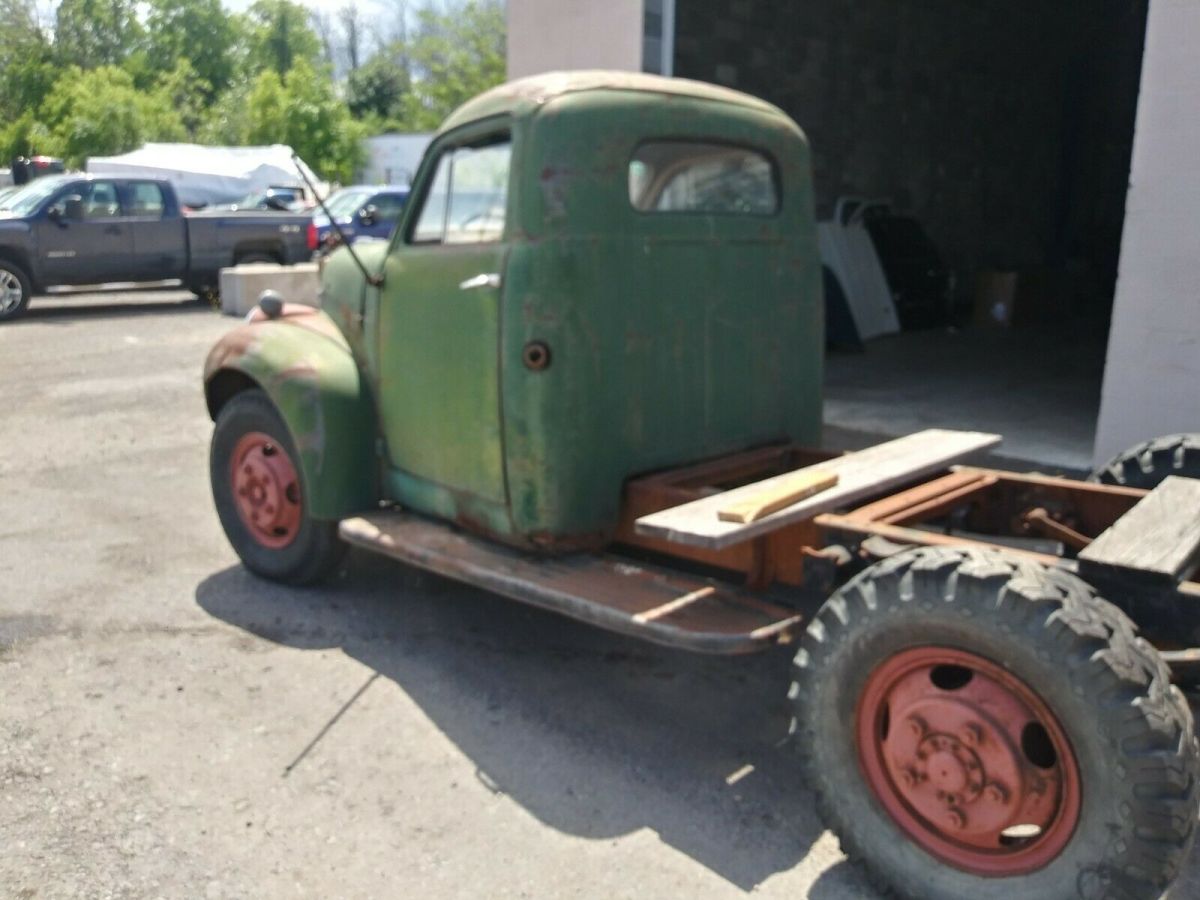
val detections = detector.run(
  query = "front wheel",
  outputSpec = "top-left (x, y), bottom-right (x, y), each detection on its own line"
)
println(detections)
top-left (210, 389), bottom-right (345, 584)
top-left (0, 258), bottom-right (33, 322)
top-left (790, 547), bottom-right (1198, 900)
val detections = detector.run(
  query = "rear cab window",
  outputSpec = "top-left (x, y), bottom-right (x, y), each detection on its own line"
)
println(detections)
top-left (629, 141), bottom-right (779, 216)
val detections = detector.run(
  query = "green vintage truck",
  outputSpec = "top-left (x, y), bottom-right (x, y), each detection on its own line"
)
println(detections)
top-left (203, 72), bottom-right (1200, 899)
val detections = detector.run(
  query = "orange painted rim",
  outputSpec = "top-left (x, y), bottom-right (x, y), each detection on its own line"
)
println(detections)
top-left (229, 431), bottom-right (302, 550)
top-left (856, 647), bottom-right (1081, 876)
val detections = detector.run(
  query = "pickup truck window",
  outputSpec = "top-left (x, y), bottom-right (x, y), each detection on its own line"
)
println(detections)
top-left (412, 138), bottom-right (510, 245)
top-left (80, 181), bottom-right (122, 220)
top-left (629, 142), bottom-right (778, 216)
top-left (128, 182), bottom-right (165, 218)
top-left (4, 176), bottom-right (68, 216)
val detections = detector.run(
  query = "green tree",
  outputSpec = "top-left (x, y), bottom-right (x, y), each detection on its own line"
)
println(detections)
top-left (346, 50), bottom-right (411, 122)
top-left (249, 59), bottom-right (366, 182)
top-left (53, 0), bottom-right (143, 69)
top-left (0, 0), bottom-right (56, 123)
top-left (143, 0), bottom-right (236, 97)
top-left (153, 59), bottom-right (213, 138)
top-left (204, 60), bottom-right (365, 183)
top-left (403, 0), bottom-right (505, 130)
top-left (36, 66), bottom-right (185, 166)
top-left (243, 0), bottom-right (322, 76)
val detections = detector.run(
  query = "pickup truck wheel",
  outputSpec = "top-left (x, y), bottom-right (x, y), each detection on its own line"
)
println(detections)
top-left (236, 253), bottom-right (277, 265)
top-left (790, 546), bottom-right (1199, 900)
top-left (210, 389), bottom-right (345, 584)
top-left (0, 259), bottom-right (32, 322)
top-left (1090, 433), bottom-right (1200, 489)
top-left (188, 282), bottom-right (218, 306)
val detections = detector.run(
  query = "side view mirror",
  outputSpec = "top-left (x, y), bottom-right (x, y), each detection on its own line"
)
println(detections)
top-left (358, 204), bottom-right (378, 227)
top-left (48, 194), bottom-right (84, 224)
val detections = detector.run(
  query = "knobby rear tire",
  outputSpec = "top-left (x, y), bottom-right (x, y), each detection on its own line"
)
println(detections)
top-left (790, 546), bottom-right (1199, 900)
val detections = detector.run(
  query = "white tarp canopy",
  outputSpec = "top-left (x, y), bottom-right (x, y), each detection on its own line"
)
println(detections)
top-left (86, 143), bottom-right (325, 207)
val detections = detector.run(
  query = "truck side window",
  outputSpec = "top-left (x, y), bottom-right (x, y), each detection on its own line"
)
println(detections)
top-left (629, 142), bottom-right (778, 215)
top-left (82, 181), bottom-right (122, 220)
top-left (128, 182), bottom-right (165, 218)
top-left (411, 137), bottom-right (510, 244)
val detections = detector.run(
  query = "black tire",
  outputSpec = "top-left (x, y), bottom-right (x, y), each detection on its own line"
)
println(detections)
top-left (1090, 434), bottom-right (1200, 489)
top-left (210, 389), bottom-right (345, 584)
top-left (235, 252), bottom-right (278, 265)
top-left (791, 546), bottom-right (1198, 900)
top-left (0, 257), bottom-right (33, 322)
top-left (187, 281), bottom-right (218, 305)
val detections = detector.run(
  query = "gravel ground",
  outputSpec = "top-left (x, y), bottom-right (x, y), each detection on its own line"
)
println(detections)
top-left (1, 290), bottom-right (1196, 900)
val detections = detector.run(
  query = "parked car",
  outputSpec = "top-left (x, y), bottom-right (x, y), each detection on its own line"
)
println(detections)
top-left (9, 155), bottom-right (65, 185)
top-left (0, 174), bottom-right (310, 321)
top-left (306, 185), bottom-right (409, 251)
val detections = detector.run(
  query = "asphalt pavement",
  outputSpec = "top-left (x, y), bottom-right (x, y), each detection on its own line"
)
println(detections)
top-left (1, 290), bottom-right (1196, 899)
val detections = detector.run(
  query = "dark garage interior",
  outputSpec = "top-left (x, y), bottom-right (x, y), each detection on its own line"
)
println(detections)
top-left (671, 0), bottom-right (1151, 468)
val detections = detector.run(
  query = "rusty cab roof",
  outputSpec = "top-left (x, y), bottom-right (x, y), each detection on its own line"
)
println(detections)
top-left (436, 70), bottom-right (792, 135)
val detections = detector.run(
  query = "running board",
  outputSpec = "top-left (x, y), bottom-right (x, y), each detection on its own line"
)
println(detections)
top-left (339, 512), bottom-right (803, 655)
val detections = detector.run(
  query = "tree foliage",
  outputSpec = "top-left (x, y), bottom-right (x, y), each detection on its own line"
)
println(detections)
top-left (243, 0), bottom-right (323, 76)
top-left (403, 1), bottom-right (506, 130)
top-left (144, 0), bottom-right (236, 97)
top-left (0, 0), bottom-right (506, 182)
top-left (53, 0), bottom-right (142, 69)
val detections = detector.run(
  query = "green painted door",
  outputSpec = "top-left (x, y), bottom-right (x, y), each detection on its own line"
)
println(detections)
top-left (375, 135), bottom-right (511, 508)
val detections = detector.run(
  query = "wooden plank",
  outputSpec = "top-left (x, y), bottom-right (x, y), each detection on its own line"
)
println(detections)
top-left (1078, 476), bottom-right (1200, 579)
top-left (635, 429), bottom-right (1001, 550)
top-left (717, 469), bottom-right (838, 524)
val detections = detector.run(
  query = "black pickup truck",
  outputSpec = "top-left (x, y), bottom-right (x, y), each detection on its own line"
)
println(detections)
top-left (0, 174), bottom-right (311, 321)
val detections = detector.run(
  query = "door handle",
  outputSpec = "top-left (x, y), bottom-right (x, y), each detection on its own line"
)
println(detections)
top-left (459, 273), bottom-right (501, 291)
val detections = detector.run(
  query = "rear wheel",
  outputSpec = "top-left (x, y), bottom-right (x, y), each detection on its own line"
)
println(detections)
top-left (1090, 433), bottom-right (1200, 489)
top-left (790, 547), bottom-right (1198, 900)
top-left (210, 389), bottom-right (345, 584)
top-left (0, 258), bottom-right (33, 322)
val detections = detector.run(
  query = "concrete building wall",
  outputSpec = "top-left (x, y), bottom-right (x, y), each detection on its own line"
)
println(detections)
top-left (358, 134), bottom-right (432, 186)
top-left (672, 1), bottom-right (1146, 311)
top-left (1093, 0), bottom-right (1200, 462)
top-left (507, 0), bottom-right (645, 80)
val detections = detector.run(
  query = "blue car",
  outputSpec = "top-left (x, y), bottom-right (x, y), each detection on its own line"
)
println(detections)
top-left (307, 185), bottom-right (409, 251)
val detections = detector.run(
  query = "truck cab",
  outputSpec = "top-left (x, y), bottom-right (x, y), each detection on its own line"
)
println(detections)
top-left (204, 70), bottom-right (822, 561)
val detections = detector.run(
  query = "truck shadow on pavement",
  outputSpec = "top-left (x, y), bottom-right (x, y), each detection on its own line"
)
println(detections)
top-left (196, 550), bottom-right (880, 895)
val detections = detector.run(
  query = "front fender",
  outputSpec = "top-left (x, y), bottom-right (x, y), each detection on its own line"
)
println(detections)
top-left (203, 308), bottom-right (378, 519)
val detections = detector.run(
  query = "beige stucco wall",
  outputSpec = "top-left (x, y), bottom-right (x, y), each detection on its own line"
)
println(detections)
top-left (506, 0), bottom-right (644, 79)
top-left (1094, 0), bottom-right (1200, 463)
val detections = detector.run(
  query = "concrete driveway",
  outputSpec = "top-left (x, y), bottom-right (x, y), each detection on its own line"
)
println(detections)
top-left (1, 291), bottom-right (1197, 899)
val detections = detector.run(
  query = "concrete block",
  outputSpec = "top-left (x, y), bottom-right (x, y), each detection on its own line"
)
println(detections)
top-left (219, 263), bottom-right (320, 317)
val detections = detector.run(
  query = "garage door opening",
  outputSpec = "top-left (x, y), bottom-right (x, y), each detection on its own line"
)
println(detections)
top-left (673, 0), bottom-right (1150, 470)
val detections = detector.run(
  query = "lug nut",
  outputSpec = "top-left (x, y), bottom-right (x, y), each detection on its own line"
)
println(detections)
top-left (908, 716), bottom-right (928, 738)
top-left (960, 723), bottom-right (983, 747)
top-left (945, 808), bottom-right (967, 830)
top-left (985, 783), bottom-right (1009, 804)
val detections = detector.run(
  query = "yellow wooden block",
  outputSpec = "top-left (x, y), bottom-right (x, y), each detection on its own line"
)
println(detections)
top-left (716, 470), bottom-right (839, 524)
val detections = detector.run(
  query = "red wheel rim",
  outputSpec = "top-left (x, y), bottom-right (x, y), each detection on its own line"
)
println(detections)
top-left (229, 432), bottom-right (303, 550)
top-left (856, 647), bottom-right (1081, 876)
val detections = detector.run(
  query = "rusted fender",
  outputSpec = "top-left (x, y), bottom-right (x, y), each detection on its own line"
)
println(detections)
top-left (203, 305), bottom-right (378, 520)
